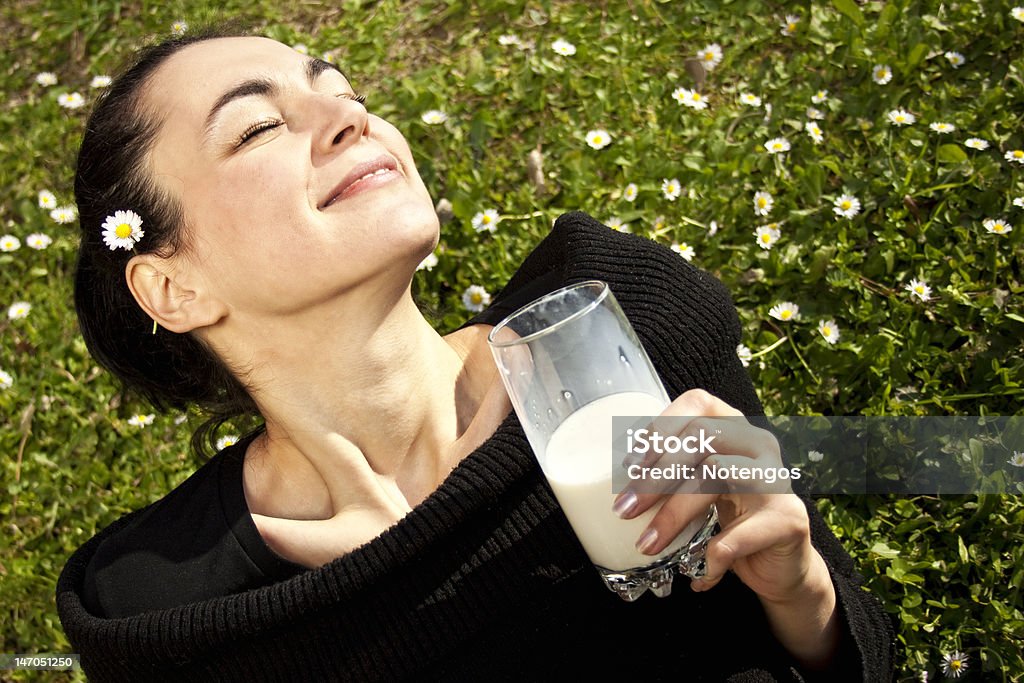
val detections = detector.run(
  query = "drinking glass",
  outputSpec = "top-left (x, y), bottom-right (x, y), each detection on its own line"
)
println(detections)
top-left (487, 280), bottom-right (718, 602)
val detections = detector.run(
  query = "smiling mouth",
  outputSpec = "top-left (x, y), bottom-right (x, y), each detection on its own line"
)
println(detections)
top-left (321, 157), bottom-right (401, 209)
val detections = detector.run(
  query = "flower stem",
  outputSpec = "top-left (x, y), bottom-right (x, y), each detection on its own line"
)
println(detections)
top-left (788, 334), bottom-right (820, 385)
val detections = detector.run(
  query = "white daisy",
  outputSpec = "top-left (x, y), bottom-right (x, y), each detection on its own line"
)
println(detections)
top-left (90, 75), bottom-right (112, 88)
top-left (753, 191), bottom-right (774, 216)
top-left (983, 218), bottom-right (1012, 235)
top-left (754, 223), bottom-right (781, 250)
top-left (929, 122), bottom-right (955, 134)
top-left (292, 43), bottom-right (309, 54)
top-left (421, 109), bottom-right (448, 125)
top-left (101, 209), bottom-right (145, 250)
top-left (872, 64), bottom-right (893, 85)
top-left (127, 413), bottom-right (155, 427)
top-left (1013, 196), bottom-right (1024, 209)
top-left (26, 233), bottom-right (52, 250)
top-left (1013, 7), bottom-right (1024, 21)
top-left (37, 190), bottom-right (57, 209)
top-left (57, 92), bottom-right (86, 109)
top-left (216, 435), bottom-right (239, 450)
top-left (417, 252), bottom-right (439, 271)
top-left (964, 137), bottom-right (989, 150)
top-left (50, 206), bottom-right (77, 224)
top-left (811, 89), bottom-right (828, 104)
top-left (8, 301), bottom-right (31, 320)
top-left (806, 106), bottom-right (826, 120)
top-left (905, 277), bottom-right (932, 302)
top-left (817, 319), bottom-right (840, 344)
top-left (781, 15), bottom-right (800, 36)
top-left (498, 34), bottom-right (521, 46)
top-left (1009, 451), bottom-right (1024, 467)
top-left (672, 87), bottom-right (708, 110)
top-left (471, 209), bottom-right (500, 233)
top-left (606, 217), bottom-right (631, 233)
top-left (736, 344), bottom-right (752, 367)
top-left (171, 20), bottom-right (188, 35)
top-left (833, 194), bottom-right (861, 218)
top-left (0, 369), bottom-right (12, 390)
top-left (0, 235), bottom-right (20, 252)
top-left (805, 121), bottom-right (824, 144)
top-left (585, 129), bottom-right (612, 150)
top-left (708, 220), bottom-right (719, 236)
top-left (887, 109), bottom-right (915, 126)
top-left (769, 301), bottom-right (799, 322)
top-left (740, 93), bottom-right (762, 107)
top-left (807, 450), bottom-right (824, 462)
top-left (698, 43), bottom-right (723, 71)
top-left (623, 183), bottom-right (638, 202)
top-left (661, 178), bottom-right (682, 201)
top-left (1005, 149), bottom-right (1024, 164)
top-left (764, 137), bottom-right (790, 154)
top-left (462, 285), bottom-right (491, 312)
top-left (941, 651), bottom-right (968, 679)
top-left (670, 241), bottom-right (695, 261)
top-left (944, 51), bottom-right (965, 68)
top-left (35, 72), bottom-right (57, 86)
top-left (552, 38), bottom-right (576, 56)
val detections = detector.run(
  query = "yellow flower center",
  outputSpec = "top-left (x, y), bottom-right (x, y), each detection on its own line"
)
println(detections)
top-left (761, 234), bottom-right (771, 243)
top-left (692, 93), bottom-right (701, 101)
top-left (1014, 151), bottom-right (1024, 159)
top-left (788, 22), bottom-right (797, 31)
top-left (841, 201), bottom-right (851, 210)
top-left (822, 326), bottom-right (832, 337)
top-left (780, 310), bottom-right (792, 320)
top-left (115, 223), bottom-right (133, 239)
top-left (470, 292), bottom-right (483, 304)
top-left (915, 286), bottom-right (924, 294)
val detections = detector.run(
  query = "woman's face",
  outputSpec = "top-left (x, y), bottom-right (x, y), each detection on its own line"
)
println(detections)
top-left (142, 37), bottom-right (438, 319)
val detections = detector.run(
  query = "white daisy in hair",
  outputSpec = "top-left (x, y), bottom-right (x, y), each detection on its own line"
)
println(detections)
top-left (102, 210), bottom-right (145, 251)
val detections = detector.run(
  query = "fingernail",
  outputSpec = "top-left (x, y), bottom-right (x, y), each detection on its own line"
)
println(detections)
top-left (612, 491), bottom-right (638, 518)
top-left (636, 528), bottom-right (658, 554)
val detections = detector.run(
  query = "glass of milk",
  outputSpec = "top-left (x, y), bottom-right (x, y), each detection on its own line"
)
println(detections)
top-left (487, 280), bottom-right (718, 602)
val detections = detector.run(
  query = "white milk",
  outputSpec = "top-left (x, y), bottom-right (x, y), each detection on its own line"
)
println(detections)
top-left (543, 392), bottom-right (701, 571)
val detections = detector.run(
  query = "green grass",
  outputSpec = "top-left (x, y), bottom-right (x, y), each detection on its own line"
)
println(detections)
top-left (1, 1), bottom-right (1023, 680)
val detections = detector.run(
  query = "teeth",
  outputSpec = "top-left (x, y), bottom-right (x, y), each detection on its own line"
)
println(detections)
top-left (324, 167), bottom-right (394, 208)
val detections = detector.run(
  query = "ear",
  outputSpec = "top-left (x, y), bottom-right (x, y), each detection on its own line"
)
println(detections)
top-left (126, 253), bottom-right (227, 334)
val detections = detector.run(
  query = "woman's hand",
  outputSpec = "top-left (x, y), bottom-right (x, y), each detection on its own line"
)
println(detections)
top-left (612, 389), bottom-right (841, 669)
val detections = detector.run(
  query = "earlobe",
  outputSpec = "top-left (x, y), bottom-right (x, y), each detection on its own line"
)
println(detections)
top-left (126, 254), bottom-right (226, 333)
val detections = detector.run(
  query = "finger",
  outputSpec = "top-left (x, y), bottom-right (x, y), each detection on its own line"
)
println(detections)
top-left (631, 492), bottom-right (718, 557)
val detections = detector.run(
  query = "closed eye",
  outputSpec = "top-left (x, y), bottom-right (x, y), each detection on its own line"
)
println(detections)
top-left (236, 119), bottom-right (283, 147)
top-left (338, 92), bottom-right (367, 105)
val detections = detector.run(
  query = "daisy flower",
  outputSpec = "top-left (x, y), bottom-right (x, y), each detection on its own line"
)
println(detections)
top-left (754, 223), bottom-right (781, 250)
top-left (736, 344), bottom-right (753, 367)
top-left (983, 218), bottom-right (1012, 235)
top-left (781, 15), bottom-right (800, 36)
top-left (421, 110), bottom-right (447, 125)
top-left (670, 242), bottom-right (695, 261)
top-left (462, 285), bottom-right (491, 312)
top-left (101, 210), bottom-right (144, 250)
top-left (672, 87), bottom-right (708, 110)
top-left (471, 209), bottom-right (500, 233)
top-left (622, 183), bottom-right (639, 202)
top-left (1013, 7), bottom-right (1024, 21)
top-left (37, 190), bottom-right (57, 209)
top-left (929, 122), bottom-right (955, 134)
top-left (697, 43), bottom-right (723, 71)
top-left (833, 194), bottom-right (861, 218)
top-left (8, 301), bottom-right (31, 320)
top-left (1013, 197), bottom-right (1024, 209)
top-left (0, 235), bottom-right (20, 252)
top-left (944, 51), bottom-right (965, 68)
top-left (708, 220), bottom-right (719, 236)
top-left (216, 435), bottom-right (239, 450)
top-left (127, 413), bottom-right (155, 427)
top-left (905, 277), bottom-right (932, 302)
top-left (26, 233), bottom-right (53, 250)
top-left (417, 252), bottom-right (439, 271)
top-left (964, 137), bottom-right (989, 150)
top-left (50, 206), bottom-right (77, 224)
top-left (662, 178), bottom-right (682, 201)
top-left (808, 450), bottom-right (824, 462)
top-left (739, 93), bottom-right (762, 107)
top-left (872, 64), bottom-right (893, 85)
top-left (817, 319), bottom-right (840, 344)
top-left (0, 369), bottom-right (12, 390)
top-left (171, 20), bottom-right (188, 35)
top-left (764, 137), bottom-right (790, 154)
top-left (498, 34), bottom-right (521, 46)
top-left (753, 191), bottom-right (774, 216)
top-left (90, 75), bottom-right (112, 88)
top-left (606, 217), bottom-right (631, 233)
top-left (291, 43), bottom-right (309, 55)
top-left (941, 651), bottom-right (968, 679)
top-left (1009, 451), bottom-right (1024, 467)
top-left (806, 106), bottom-right (826, 120)
top-left (552, 38), bottom-right (576, 56)
top-left (811, 90), bottom-right (828, 104)
top-left (769, 302), bottom-right (799, 322)
top-left (1005, 149), bottom-right (1024, 164)
top-left (585, 129), bottom-right (612, 150)
top-left (887, 109), bottom-right (915, 126)
top-left (57, 92), bottom-right (85, 109)
top-left (805, 121), bottom-right (824, 144)
top-left (35, 72), bottom-right (57, 86)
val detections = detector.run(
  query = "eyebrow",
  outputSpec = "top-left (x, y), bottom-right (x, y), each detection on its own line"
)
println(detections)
top-left (202, 57), bottom-right (346, 139)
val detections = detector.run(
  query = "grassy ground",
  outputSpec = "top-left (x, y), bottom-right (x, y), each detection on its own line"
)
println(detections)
top-left (1, 1), bottom-right (1022, 680)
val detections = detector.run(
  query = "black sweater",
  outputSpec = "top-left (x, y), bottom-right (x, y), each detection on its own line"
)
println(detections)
top-left (56, 212), bottom-right (895, 681)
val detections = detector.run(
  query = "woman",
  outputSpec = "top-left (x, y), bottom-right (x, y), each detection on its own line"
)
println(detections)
top-left (57, 32), bottom-right (895, 681)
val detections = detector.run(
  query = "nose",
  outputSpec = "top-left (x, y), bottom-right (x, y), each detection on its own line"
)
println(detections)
top-left (313, 94), bottom-right (370, 160)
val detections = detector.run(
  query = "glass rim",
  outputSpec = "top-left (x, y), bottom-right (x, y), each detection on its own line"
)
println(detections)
top-left (487, 280), bottom-right (610, 348)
